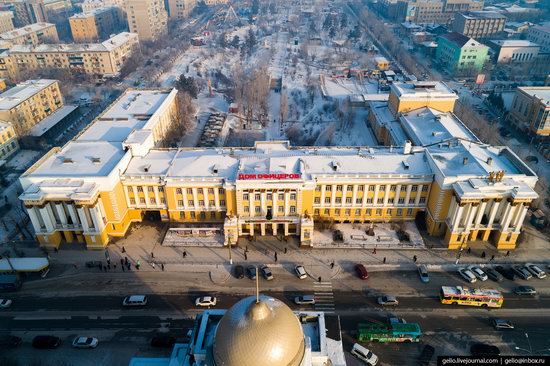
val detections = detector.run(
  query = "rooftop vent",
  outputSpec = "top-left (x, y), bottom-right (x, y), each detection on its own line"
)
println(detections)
top-left (331, 161), bottom-right (340, 171)
top-left (91, 157), bottom-right (101, 164)
top-left (463, 157), bottom-right (469, 165)
top-left (212, 164), bottom-right (219, 174)
top-left (143, 164), bottom-right (151, 172)
top-left (403, 140), bottom-right (412, 155)
top-left (62, 157), bottom-right (73, 164)
top-left (486, 157), bottom-right (493, 166)
top-left (402, 161), bottom-right (410, 170)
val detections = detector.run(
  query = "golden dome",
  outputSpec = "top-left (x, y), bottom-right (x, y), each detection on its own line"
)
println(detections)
top-left (213, 295), bottom-right (305, 366)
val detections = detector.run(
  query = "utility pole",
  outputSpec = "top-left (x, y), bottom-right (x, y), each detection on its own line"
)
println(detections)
top-left (228, 237), bottom-right (233, 265)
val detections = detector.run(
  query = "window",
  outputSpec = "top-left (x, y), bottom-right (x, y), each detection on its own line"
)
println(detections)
top-left (335, 197), bottom-right (342, 204)
top-left (315, 186), bottom-right (321, 191)
top-left (390, 185), bottom-right (397, 191)
top-left (290, 206), bottom-right (296, 213)
top-left (324, 209), bottom-right (330, 215)
top-left (314, 197), bottom-right (321, 204)
top-left (160, 198), bottom-right (166, 204)
top-left (127, 187), bottom-right (133, 195)
top-left (150, 198), bottom-right (156, 204)
top-left (198, 188), bottom-right (203, 195)
top-left (326, 185), bottom-right (332, 191)
top-left (345, 209), bottom-right (350, 215)
top-left (355, 209), bottom-right (361, 215)
top-left (219, 188), bottom-right (225, 194)
top-left (290, 193), bottom-right (296, 200)
top-left (130, 198), bottom-right (135, 204)
top-left (243, 193), bottom-right (249, 200)
top-left (369, 185), bottom-right (375, 191)
top-left (409, 198), bottom-right (415, 204)
top-left (411, 185), bottom-right (418, 192)
top-left (209, 200), bottom-right (215, 206)
top-left (377, 198), bottom-right (384, 204)
top-left (419, 197), bottom-right (426, 204)
top-left (336, 185), bottom-right (343, 191)
top-left (397, 209), bottom-right (403, 216)
top-left (314, 209), bottom-right (320, 215)
top-left (255, 194), bottom-right (261, 201)
top-left (325, 197), bottom-right (331, 203)
top-left (422, 185), bottom-right (429, 192)
top-left (140, 198), bottom-right (146, 204)
top-left (367, 198), bottom-right (373, 204)
top-left (187, 188), bottom-right (193, 194)
top-left (398, 198), bottom-right (405, 204)
top-left (267, 193), bottom-right (272, 200)
top-left (356, 198), bottom-right (362, 204)
top-left (211, 212), bottom-right (216, 219)
top-left (358, 185), bottom-right (364, 191)
top-left (189, 200), bottom-right (194, 206)
top-left (278, 206), bottom-right (284, 213)
top-left (335, 209), bottom-right (341, 215)
top-left (199, 200), bottom-right (204, 206)
top-left (376, 209), bottom-right (382, 215)
top-left (346, 197), bottom-right (352, 203)
top-left (255, 206), bottom-right (261, 213)
top-left (158, 187), bottom-right (164, 192)
top-left (387, 208), bottom-right (393, 215)
top-left (178, 200), bottom-right (184, 206)
top-left (380, 185), bottom-right (386, 191)
top-left (200, 212), bottom-right (206, 219)
top-left (148, 186), bottom-right (154, 192)
top-left (244, 206), bottom-right (250, 213)
top-left (347, 186), bottom-right (353, 191)
top-left (180, 211), bottom-right (185, 218)
top-left (278, 193), bottom-right (284, 200)
top-left (137, 186), bottom-right (143, 192)
top-left (407, 208), bottom-right (413, 216)
top-left (208, 188), bottom-right (214, 194)
top-left (388, 198), bottom-right (394, 204)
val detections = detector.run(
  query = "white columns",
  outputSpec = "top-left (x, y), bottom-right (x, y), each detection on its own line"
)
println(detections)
top-left (260, 191), bottom-right (266, 215)
top-left (514, 206), bottom-right (529, 232)
top-left (362, 185), bottom-right (368, 208)
top-left (447, 198), bottom-right (457, 221)
top-left (214, 188), bottom-right (220, 210)
top-left (342, 185), bottom-right (347, 207)
top-left (132, 186), bottom-right (139, 206)
top-left (284, 192), bottom-right (290, 216)
top-left (89, 206), bottom-right (102, 232)
top-left (248, 192), bottom-right (254, 217)
top-left (273, 192), bottom-right (278, 218)
top-left (405, 185), bottom-right (412, 206)
top-left (55, 203), bottom-right (68, 225)
top-left (352, 185), bottom-right (358, 207)
top-left (320, 185), bottom-right (326, 207)
top-left (249, 224), bottom-right (254, 236)
top-left (373, 185), bottom-right (380, 205)
top-left (39, 205), bottom-right (54, 232)
top-left (260, 223), bottom-right (266, 236)
top-left (183, 189), bottom-right (189, 209)
top-left (330, 185), bottom-right (336, 206)
top-left (383, 186), bottom-right (390, 206)
top-left (154, 186), bottom-right (160, 207)
top-left (394, 185), bottom-right (401, 207)
top-left (67, 204), bottom-right (80, 227)
top-left (499, 201), bottom-right (512, 228)
top-left (474, 201), bottom-right (488, 228)
top-left (502, 203), bottom-right (517, 232)
top-left (415, 185), bottom-right (423, 206)
top-left (27, 207), bottom-right (43, 233)
top-left (487, 199), bottom-right (501, 227)
top-left (451, 204), bottom-right (465, 230)
top-left (465, 203), bottom-right (478, 231)
top-left (124, 186), bottom-right (132, 207)
top-left (192, 188), bottom-right (199, 209)
top-left (76, 207), bottom-right (90, 232)
top-left (284, 223), bottom-right (289, 236)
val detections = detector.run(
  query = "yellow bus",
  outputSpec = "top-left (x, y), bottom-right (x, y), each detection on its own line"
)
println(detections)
top-left (440, 286), bottom-right (503, 308)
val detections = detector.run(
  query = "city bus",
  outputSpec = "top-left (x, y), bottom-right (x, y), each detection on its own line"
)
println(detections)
top-left (357, 322), bottom-right (421, 343)
top-left (439, 286), bottom-right (503, 308)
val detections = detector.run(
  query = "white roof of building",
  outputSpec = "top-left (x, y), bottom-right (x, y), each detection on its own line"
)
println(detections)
top-left (518, 87), bottom-right (550, 105)
top-left (491, 40), bottom-right (540, 48)
top-left (390, 81), bottom-right (457, 99)
top-left (0, 23), bottom-right (55, 40)
top-left (78, 118), bottom-right (147, 142)
top-left (70, 5), bottom-right (118, 19)
top-left (102, 90), bottom-right (169, 120)
top-left (0, 79), bottom-right (57, 110)
top-left (29, 105), bottom-right (78, 137)
top-left (0, 120), bottom-right (13, 132)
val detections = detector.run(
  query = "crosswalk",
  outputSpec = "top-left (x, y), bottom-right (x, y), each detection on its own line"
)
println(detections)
top-left (314, 281), bottom-right (335, 314)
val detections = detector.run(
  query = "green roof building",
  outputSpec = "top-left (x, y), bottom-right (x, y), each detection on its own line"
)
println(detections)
top-left (436, 32), bottom-right (489, 76)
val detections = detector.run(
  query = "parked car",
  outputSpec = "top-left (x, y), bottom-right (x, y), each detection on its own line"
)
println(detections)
top-left (32, 335), bottom-right (61, 349)
top-left (0, 335), bottom-right (22, 348)
top-left (150, 334), bottom-right (176, 348)
top-left (417, 344), bottom-right (435, 366)
top-left (234, 265), bottom-right (244, 279)
top-left (458, 268), bottom-right (477, 283)
top-left (484, 267), bottom-right (503, 282)
top-left (294, 295), bottom-right (315, 305)
top-left (260, 265), bottom-right (273, 280)
top-left (246, 266), bottom-right (257, 280)
top-left (72, 336), bottom-right (98, 349)
top-left (525, 263), bottom-right (546, 279)
top-left (495, 266), bottom-right (518, 281)
top-left (417, 265), bottom-right (429, 283)
top-left (470, 343), bottom-right (500, 356)
top-left (122, 295), bottom-right (148, 306)
top-left (492, 318), bottom-right (514, 330)
top-left (195, 296), bottom-right (217, 307)
top-left (468, 265), bottom-right (488, 281)
top-left (0, 299), bottom-right (12, 308)
top-left (355, 264), bottom-right (369, 280)
top-left (512, 265), bottom-right (533, 280)
top-left (351, 343), bottom-right (378, 365)
top-left (514, 286), bottom-right (536, 295)
top-left (377, 295), bottom-right (399, 306)
top-left (294, 265), bottom-right (307, 280)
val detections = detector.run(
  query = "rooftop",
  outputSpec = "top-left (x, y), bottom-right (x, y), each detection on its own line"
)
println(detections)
top-left (70, 6), bottom-right (118, 19)
top-left (390, 81), bottom-right (457, 99)
top-left (0, 23), bottom-right (55, 40)
top-left (0, 120), bottom-right (13, 132)
top-left (460, 11), bottom-right (507, 19)
top-left (0, 79), bottom-right (58, 110)
top-left (439, 32), bottom-right (486, 48)
top-left (29, 105), bottom-right (78, 137)
top-left (490, 40), bottom-right (540, 48)
top-left (517, 87), bottom-right (550, 105)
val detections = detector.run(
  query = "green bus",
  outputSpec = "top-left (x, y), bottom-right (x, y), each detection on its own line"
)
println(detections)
top-left (357, 322), bottom-right (421, 343)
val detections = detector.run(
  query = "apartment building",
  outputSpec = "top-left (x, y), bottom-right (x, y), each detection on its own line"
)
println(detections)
top-left (69, 6), bottom-right (126, 42)
top-left (527, 25), bottom-right (550, 52)
top-left (0, 121), bottom-right (18, 160)
top-left (10, 0), bottom-right (48, 27)
top-left (0, 32), bottom-right (140, 80)
top-left (436, 32), bottom-right (489, 75)
top-left (0, 22), bottom-right (59, 48)
top-left (452, 11), bottom-right (507, 39)
top-left (0, 79), bottom-right (62, 135)
top-left (0, 11), bottom-right (14, 34)
top-left (488, 40), bottom-right (540, 64)
top-left (19, 84), bottom-right (538, 250)
top-left (82, 0), bottom-right (126, 12)
top-left (126, 0), bottom-right (167, 42)
top-left (507, 87), bottom-right (550, 137)
top-left (167, 0), bottom-right (196, 19)
top-left (395, 0), bottom-right (483, 24)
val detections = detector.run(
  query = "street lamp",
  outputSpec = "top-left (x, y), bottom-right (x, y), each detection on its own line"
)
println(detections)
top-left (227, 237), bottom-right (233, 265)
top-left (455, 241), bottom-right (466, 265)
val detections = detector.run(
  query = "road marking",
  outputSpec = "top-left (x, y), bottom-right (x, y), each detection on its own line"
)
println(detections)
top-left (314, 281), bottom-right (335, 313)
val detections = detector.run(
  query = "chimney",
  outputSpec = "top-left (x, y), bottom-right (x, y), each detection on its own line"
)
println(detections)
top-left (463, 157), bottom-right (469, 165)
top-left (486, 157), bottom-right (493, 165)
top-left (403, 140), bottom-right (412, 155)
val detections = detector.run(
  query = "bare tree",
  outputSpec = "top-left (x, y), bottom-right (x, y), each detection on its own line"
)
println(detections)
top-left (279, 90), bottom-right (288, 127)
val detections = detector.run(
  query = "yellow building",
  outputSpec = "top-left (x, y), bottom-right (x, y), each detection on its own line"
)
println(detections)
top-left (0, 32), bottom-right (140, 81)
top-left (0, 22), bottom-right (58, 47)
top-left (387, 81), bottom-right (458, 115)
top-left (126, 0), bottom-right (167, 42)
top-left (0, 11), bottom-right (14, 34)
top-left (0, 79), bottom-right (63, 135)
top-left (0, 121), bottom-right (19, 160)
top-left (69, 6), bottom-right (126, 42)
top-left (507, 87), bottom-right (550, 137)
top-left (167, 0), bottom-right (196, 19)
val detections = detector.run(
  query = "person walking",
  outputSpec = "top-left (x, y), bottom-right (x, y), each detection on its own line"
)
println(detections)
top-left (330, 261), bottom-right (334, 269)
top-left (413, 255), bottom-right (417, 263)
top-left (383, 257), bottom-right (386, 264)
top-left (467, 247), bottom-right (471, 254)
top-left (151, 252), bottom-right (154, 259)
top-left (244, 252), bottom-right (248, 261)
top-left (183, 251), bottom-right (187, 258)
top-left (136, 260), bottom-right (141, 270)
top-left (120, 258), bottom-right (124, 266)
top-left (161, 263), bottom-right (165, 271)
top-left (114, 263), bottom-right (117, 269)
top-left (122, 246), bottom-right (126, 253)
top-left (372, 247), bottom-right (377, 255)
top-left (505, 250), bottom-right (510, 257)
top-left (151, 262), bottom-right (155, 269)
top-left (490, 255), bottom-right (495, 261)
top-left (54, 247), bottom-right (58, 254)
top-left (318, 276), bottom-right (322, 283)
top-left (284, 247), bottom-right (287, 254)
top-left (481, 251), bottom-right (486, 259)
top-left (274, 252), bottom-right (278, 262)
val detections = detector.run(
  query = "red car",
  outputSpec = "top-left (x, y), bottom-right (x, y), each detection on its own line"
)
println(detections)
top-left (355, 264), bottom-right (369, 279)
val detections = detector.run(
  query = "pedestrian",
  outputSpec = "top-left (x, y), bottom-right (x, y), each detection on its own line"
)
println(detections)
top-left (114, 263), bottom-right (117, 269)
top-left (137, 260), bottom-right (141, 270)
top-left (413, 255), bottom-right (417, 262)
top-left (274, 252), bottom-right (278, 262)
top-left (127, 262), bottom-right (131, 270)
top-left (330, 261), bottom-right (334, 269)
top-left (284, 247), bottom-right (287, 254)
top-left (151, 252), bottom-right (154, 259)
top-left (183, 251), bottom-right (187, 258)
top-left (481, 251), bottom-right (486, 259)
top-left (467, 247), bottom-right (471, 254)
top-left (161, 263), bottom-right (165, 271)
top-left (103, 266), bottom-right (107, 272)
top-left (122, 265), bottom-right (125, 272)
top-left (107, 258), bottom-right (111, 265)
top-left (125, 256), bottom-right (128, 264)
top-left (151, 262), bottom-right (155, 269)
top-left (54, 247), bottom-right (58, 254)
top-left (244, 252), bottom-right (248, 260)
top-left (490, 255), bottom-right (495, 261)
top-left (122, 246), bottom-right (126, 253)
top-left (120, 258), bottom-right (124, 266)
top-left (383, 257), bottom-right (386, 264)
top-left (318, 276), bottom-right (322, 283)
top-left (107, 263), bottom-right (110, 270)
top-left (505, 250), bottom-right (510, 257)
top-left (372, 247), bottom-right (377, 255)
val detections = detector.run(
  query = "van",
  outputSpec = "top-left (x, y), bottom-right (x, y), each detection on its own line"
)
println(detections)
top-left (355, 264), bottom-right (369, 280)
top-left (294, 295), bottom-right (315, 305)
top-left (351, 343), bottom-right (378, 365)
top-left (122, 295), bottom-right (148, 306)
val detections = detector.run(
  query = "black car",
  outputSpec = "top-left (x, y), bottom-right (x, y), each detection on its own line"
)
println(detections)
top-left (470, 343), bottom-right (500, 356)
top-left (234, 265), bottom-right (244, 279)
top-left (0, 335), bottom-right (22, 348)
top-left (32, 335), bottom-right (61, 349)
top-left (495, 265), bottom-right (518, 281)
top-left (485, 267), bottom-right (504, 282)
top-left (246, 266), bottom-right (257, 280)
top-left (150, 334), bottom-right (176, 348)
top-left (417, 344), bottom-right (435, 366)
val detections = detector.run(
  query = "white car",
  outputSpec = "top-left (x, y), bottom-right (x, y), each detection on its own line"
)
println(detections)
top-left (72, 336), bottom-right (98, 349)
top-left (525, 263), bottom-right (546, 279)
top-left (351, 343), bottom-right (378, 365)
top-left (377, 295), bottom-right (399, 306)
top-left (0, 299), bottom-right (12, 308)
top-left (195, 296), bottom-right (217, 307)
top-left (468, 265), bottom-right (488, 281)
top-left (458, 268), bottom-right (477, 283)
top-left (294, 265), bottom-right (307, 280)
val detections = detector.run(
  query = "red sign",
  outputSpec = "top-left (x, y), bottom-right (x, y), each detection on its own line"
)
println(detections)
top-left (238, 173), bottom-right (301, 180)
top-left (476, 74), bottom-right (485, 85)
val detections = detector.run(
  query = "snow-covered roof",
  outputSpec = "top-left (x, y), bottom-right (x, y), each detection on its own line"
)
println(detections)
top-left (0, 23), bottom-right (55, 40)
top-left (390, 81), bottom-right (457, 100)
top-left (29, 105), bottom-right (78, 137)
top-left (517, 87), bottom-right (550, 105)
top-left (490, 40), bottom-right (540, 48)
top-left (0, 79), bottom-right (57, 110)
top-left (70, 5), bottom-right (118, 19)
